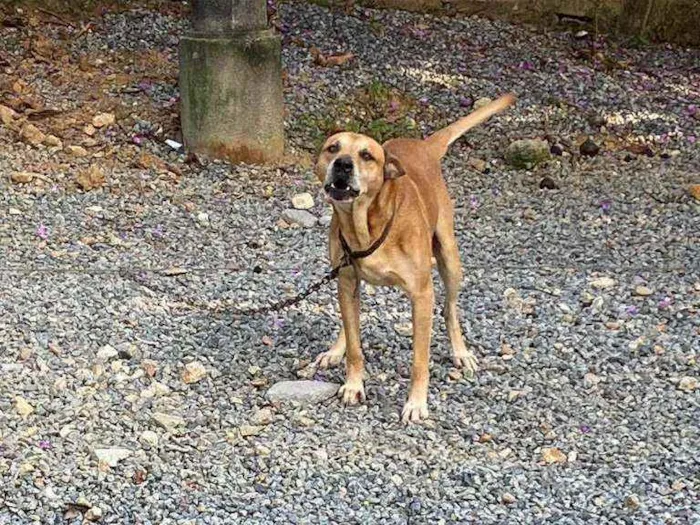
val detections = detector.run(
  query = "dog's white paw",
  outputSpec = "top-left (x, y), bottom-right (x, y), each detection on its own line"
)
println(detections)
top-left (401, 398), bottom-right (429, 424)
top-left (314, 348), bottom-right (344, 369)
top-left (338, 380), bottom-right (366, 406)
top-left (453, 348), bottom-right (478, 377)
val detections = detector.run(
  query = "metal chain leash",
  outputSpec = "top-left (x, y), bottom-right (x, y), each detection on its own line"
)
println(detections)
top-left (224, 213), bottom-right (394, 318)
top-left (226, 263), bottom-right (346, 318)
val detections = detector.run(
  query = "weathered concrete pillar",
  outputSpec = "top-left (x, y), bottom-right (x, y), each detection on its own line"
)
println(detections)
top-left (179, 0), bottom-right (284, 164)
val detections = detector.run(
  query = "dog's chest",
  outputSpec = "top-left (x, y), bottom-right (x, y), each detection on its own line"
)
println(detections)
top-left (353, 257), bottom-right (400, 287)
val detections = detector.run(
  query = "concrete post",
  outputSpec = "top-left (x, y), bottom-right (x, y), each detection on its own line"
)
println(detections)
top-left (179, 0), bottom-right (284, 164)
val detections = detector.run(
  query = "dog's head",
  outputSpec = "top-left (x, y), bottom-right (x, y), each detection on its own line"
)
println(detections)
top-left (316, 132), bottom-right (404, 205)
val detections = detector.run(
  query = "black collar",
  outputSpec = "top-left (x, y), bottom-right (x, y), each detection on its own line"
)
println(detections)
top-left (339, 210), bottom-right (396, 262)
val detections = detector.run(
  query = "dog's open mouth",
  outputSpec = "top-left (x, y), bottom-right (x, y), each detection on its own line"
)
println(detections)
top-left (324, 185), bottom-right (359, 202)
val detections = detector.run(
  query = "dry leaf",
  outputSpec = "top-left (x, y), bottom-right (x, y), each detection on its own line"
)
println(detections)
top-left (310, 46), bottom-right (354, 67)
top-left (141, 360), bottom-right (158, 378)
top-left (92, 112), bottom-right (115, 128)
top-left (181, 361), bottom-right (207, 384)
top-left (689, 184), bottom-right (700, 201)
top-left (541, 447), bottom-right (567, 465)
top-left (76, 164), bottom-right (105, 191)
top-left (11, 171), bottom-right (36, 184)
top-left (137, 152), bottom-right (169, 172)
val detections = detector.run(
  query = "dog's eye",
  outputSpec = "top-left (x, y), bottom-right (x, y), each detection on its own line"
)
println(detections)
top-left (327, 143), bottom-right (339, 154)
top-left (360, 150), bottom-right (374, 161)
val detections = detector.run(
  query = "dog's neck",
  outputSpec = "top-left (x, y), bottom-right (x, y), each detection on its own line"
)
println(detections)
top-left (333, 181), bottom-right (396, 251)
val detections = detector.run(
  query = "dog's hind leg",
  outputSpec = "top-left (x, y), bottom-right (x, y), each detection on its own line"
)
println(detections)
top-left (434, 218), bottom-right (478, 376)
top-left (315, 328), bottom-right (346, 369)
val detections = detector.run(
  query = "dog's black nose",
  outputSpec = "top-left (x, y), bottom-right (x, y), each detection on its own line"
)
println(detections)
top-left (333, 156), bottom-right (353, 174)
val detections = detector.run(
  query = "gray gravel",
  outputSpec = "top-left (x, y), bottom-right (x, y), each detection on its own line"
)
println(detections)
top-left (1, 1), bottom-right (699, 524)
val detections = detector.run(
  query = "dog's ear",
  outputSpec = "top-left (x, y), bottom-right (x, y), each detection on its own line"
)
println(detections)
top-left (383, 153), bottom-right (405, 180)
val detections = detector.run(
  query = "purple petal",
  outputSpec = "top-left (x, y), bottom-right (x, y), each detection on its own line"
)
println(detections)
top-left (36, 224), bottom-right (49, 240)
top-left (459, 96), bottom-right (473, 108)
top-left (39, 440), bottom-right (52, 450)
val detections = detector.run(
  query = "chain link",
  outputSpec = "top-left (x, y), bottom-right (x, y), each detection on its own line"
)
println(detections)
top-left (227, 261), bottom-right (348, 318)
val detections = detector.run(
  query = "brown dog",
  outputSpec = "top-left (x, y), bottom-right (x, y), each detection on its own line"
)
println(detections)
top-left (314, 94), bottom-right (516, 423)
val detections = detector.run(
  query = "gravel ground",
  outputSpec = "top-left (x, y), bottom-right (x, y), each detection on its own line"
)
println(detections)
top-left (1, 1), bottom-right (699, 524)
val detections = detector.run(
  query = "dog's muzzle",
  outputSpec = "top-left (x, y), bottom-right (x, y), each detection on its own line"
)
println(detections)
top-left (325, 156), bottom-right (360, 202)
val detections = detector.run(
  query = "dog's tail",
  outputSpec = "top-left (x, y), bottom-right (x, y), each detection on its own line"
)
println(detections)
top-left (424, 93), bottom-right (516, 158)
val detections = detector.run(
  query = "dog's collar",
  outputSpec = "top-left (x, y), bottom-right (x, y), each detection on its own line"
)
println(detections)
top-left (339, 210), bottom-right (396, 262)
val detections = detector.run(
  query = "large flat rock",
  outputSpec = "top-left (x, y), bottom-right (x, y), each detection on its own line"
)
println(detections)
top-left (266, 380), bottom-right (339, 405)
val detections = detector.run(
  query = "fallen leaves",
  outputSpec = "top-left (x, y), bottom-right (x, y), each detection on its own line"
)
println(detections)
top-left (65, 144), bottom-right (89, 157)
top-left (137, 152), bottom-right (169, 173)
top-left (10, 171), bottom-right (36, 184)
top-left (19, 122), bottom-right (45, 146)
top-left (310, 46), bottom-right (354, 67)
top-left (181, 361), bottom-right (207, 384)
top-left (541, 447), bottom-right (567, 465)
top-left (76, 164), bottom-right (106, 191)
top-left (0, 104), bottom-right (17, 126)
top-left (92, 112), bottom-right (115, 128)
top-left (689, 184), bottom-right (700, 201)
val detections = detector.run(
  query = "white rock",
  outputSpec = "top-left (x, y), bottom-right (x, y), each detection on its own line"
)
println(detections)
top-left (266, 380), bottom-right (340, 405)
top-left (93, 447), bottom-right (132, 467)
top-left (583, 373), bottom-right (601, 388)
top-left (251, 407), bottom-right (274, 425)
top-left (165, 139), bottom-right (182, 150)
top-left (139, 430), bottom-right (159, 447)
top-left (96, 345), bottom-right (118, 362)
top-left (151, 412), bottom-right (185, 432)
top-left (590, 277), bottom-right (616, 289)
top-left (678, 376), bottom-right (697, 392)
top-left (85, 506), bottom-right (103, 521)
top-left (15, 396), bottom-right (34, 417)
top-left (239, 425), bottom-right (264, 437)
top-left (394, 322), bottom-right (412, 337)
top-left (592, 296), bottom-right (605, 313)
top-left (282, 209), bottom-right (317, 228)
top-left (291, 192), bottom-right (315, 210)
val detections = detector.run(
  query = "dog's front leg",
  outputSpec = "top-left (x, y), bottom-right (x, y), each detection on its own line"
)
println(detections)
top-left (336, 269), bottom-right (366, 405)
top-left (402, 282), bottom-right (435, 423)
